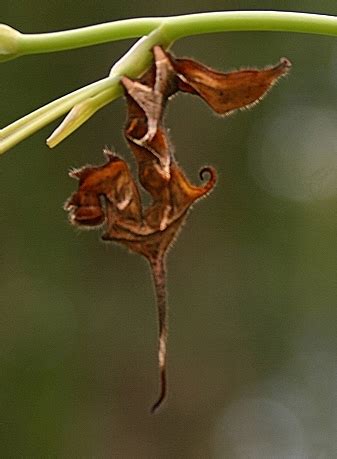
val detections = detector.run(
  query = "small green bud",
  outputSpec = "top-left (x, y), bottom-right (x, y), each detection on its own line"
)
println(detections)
top-left (0, 24), bottom-right (21, 62)
top-left (47, 98), bottom-right (100, 148)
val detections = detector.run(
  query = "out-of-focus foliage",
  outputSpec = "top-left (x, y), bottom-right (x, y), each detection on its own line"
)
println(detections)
top-left (2, 1), bottom-right (337, 457)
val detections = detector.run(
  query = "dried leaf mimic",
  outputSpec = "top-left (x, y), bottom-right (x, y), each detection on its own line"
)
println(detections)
top-left (65, 46), bottom-right (290, 412)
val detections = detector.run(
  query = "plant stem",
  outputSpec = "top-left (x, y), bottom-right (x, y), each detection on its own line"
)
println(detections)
top-left (165, 11), bottom-right (337, 39)
top-left (2, 10), bottom-right (337, 154)
top-left (1, 77), bottom-right (113, 154)
top-left (9, 11), bottom-right (337, 58)
top-left (1, 27), bottom-right (171, 154)
top-left (16, 18), bottom-right (162, 56)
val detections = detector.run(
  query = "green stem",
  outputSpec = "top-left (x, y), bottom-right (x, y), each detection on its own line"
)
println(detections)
top-left (2, 10), bottom-right (337, 154)
top-left (17, 18), bottom-right (162, 56)
top-left (8, 11), bottom-right (337, 58)
top-left (165, 11), bottom-right (337, 38)
top-left (1, 26), bottom-right (171, 154)
top-left (1, 76), bottom-right (114, 153)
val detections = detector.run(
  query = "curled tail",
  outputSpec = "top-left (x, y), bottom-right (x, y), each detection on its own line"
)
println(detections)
top-left (199, 165), bottom-right (217, 195)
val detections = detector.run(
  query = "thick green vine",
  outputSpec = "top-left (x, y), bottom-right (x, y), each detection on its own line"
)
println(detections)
top-left (1, 11), bottom-right (337, 155)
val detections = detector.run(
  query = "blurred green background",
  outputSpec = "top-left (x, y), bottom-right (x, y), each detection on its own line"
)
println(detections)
top-left (2, 1), bottom-right (337, 457)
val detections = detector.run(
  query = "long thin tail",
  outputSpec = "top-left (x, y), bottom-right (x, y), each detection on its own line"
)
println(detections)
top-left (149, 255), bottom-right (168, 413)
